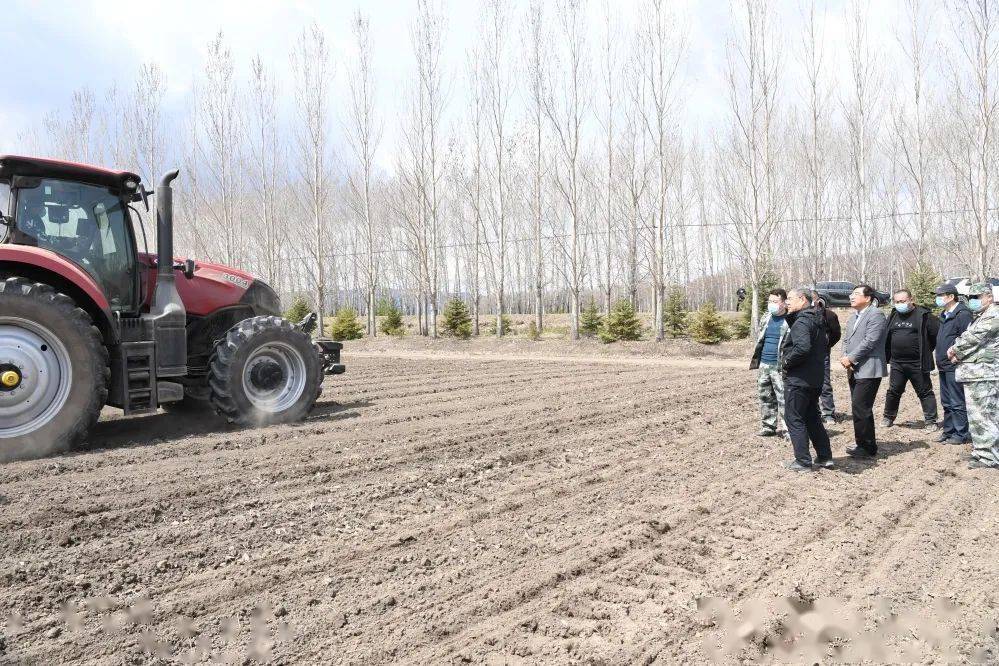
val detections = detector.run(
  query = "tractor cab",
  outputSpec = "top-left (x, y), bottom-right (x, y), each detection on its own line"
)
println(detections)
top-left (3, 172), bottom-right (142, 314)
top-left (0, 156), bottom-right (148, 315)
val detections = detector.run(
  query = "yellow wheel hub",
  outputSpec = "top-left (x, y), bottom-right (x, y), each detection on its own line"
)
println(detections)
top-left (1, 369), bottom-right (20, 388)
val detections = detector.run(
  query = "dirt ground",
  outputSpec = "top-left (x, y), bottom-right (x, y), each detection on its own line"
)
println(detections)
top-left (2, 334), bottom-right (998, 664)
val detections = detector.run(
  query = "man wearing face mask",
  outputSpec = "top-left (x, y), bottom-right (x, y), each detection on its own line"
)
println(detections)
top-left (778, 287), bottom-right (833, 471)
top-left (750, 289), bottom-right (790, 438)
top-left (935, 284), bottom-right (973, 445)
top-left (882, 289), bottom-right (939, 430)
top-left (947, 283), bottom-right (999, 469)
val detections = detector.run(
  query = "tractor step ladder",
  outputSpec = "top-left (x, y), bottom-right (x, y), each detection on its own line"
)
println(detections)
top-left (118, 341), bottom-right (158, 415)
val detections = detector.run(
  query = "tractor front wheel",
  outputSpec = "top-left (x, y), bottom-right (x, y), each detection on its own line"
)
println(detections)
top-left (0, 278), bottom-right (108, 462)
top-left (208, 316), bottom-right (323, 426)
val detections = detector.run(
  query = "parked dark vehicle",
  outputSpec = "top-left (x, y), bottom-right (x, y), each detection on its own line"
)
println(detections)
top-left (811, 281), bottom-right (890, 308)
top-left (945, 276), bottom-right (999, 299)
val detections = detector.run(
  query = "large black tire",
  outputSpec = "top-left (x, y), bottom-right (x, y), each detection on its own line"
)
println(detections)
top-left (208, 316), bottom-right (322, 426)
top-left (0, 278), bottom-right (108, 462)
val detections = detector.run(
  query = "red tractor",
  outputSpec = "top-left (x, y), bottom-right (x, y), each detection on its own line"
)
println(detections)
top-left (0, 155), bottom-right (344, 462)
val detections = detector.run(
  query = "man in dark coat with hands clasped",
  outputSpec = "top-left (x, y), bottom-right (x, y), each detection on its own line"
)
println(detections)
top-left (779, 287), bottom-right (833, 472)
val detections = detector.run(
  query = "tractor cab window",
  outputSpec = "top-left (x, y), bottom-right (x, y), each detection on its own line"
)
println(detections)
top-left (14, 179), bottom-right (136, 312)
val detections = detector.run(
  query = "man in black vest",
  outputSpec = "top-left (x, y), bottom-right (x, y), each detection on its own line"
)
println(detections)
top-left (882, 288), bottom-right (939, 430)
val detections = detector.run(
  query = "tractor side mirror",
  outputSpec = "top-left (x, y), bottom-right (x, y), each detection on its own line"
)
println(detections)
top-left (130, 187), bottom-right (150, 211)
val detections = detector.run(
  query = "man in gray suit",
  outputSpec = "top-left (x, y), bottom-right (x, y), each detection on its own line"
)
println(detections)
top-left (840, 284), bottom-right (889, 457)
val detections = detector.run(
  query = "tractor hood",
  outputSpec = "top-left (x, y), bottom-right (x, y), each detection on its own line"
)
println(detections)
top-left (139, 254), bottom-right (281, 318)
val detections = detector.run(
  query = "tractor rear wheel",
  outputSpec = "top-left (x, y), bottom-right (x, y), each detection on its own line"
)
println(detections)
top-left (208, 316), bottom-right (322, 426)
top-left (0, 278), bottom-right (108, 462)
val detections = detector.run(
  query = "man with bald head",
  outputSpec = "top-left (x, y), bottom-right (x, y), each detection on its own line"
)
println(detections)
top-left (778, 287), bottom-right (833, 472)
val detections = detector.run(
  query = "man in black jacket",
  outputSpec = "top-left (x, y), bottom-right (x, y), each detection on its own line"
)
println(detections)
top-left (811, 290), bottom-right (842, 425)
top-left (882, 289), bottom-right (939, 429)
top-left (935, 283), bottom-right (974, 445)
top-left (779, 287), bottom-right (833, 472)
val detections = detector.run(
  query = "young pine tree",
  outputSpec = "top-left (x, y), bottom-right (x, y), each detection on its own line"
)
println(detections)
top-left (375, 297), bottom-right (395, 317)
top-left (284, 295), bottom-right (312, 324)
top-left (330, 307), bottom-right (365, 340)
top-left (380, 304), bottom-right (405, 336)
top-left (689, 301), bottom-right (731, 345)
top-left (663, 287), bottom-right (689, 338)
top-left (731, 307), bottom-right (752, 339)
top-left (484, 314), bottom-right (513, 336)
top-left (580, 298), bottom-right (604, 337)
top-left (907, 262), bottom-right (942, 310)
top-left (600, 299), bottom-right (643, 343)
top-left (441, 299), bottom-right (473, 339)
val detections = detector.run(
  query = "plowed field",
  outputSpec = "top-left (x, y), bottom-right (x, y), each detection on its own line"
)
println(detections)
top-left (2, 337), bottom-right (997, 664)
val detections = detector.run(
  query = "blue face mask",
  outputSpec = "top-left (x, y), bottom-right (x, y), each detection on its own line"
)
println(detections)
top-left (969, 298), bottom-right (983, 312)
top-left (894, 303), bottom-right (912, 314)
top-left (767, 303), bottom-right (781, 315)
top-left (935, 296), bottom-right (946, 308)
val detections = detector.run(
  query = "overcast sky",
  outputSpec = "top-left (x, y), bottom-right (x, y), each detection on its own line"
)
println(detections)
top-left (0, 0), bottom-right (933, 173)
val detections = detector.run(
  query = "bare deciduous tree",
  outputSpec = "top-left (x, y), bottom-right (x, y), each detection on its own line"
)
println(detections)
top-left (481, 0), bottom-right (513, 337)
top-left (544, 0), bottom-right (591, 341)
top-left (718, 0), bottom-right (784, 338)
top-left (637, 0), bottom-right (683, 340)
top-left (197, 33), bottom-right (245, 268)
top-left (291, 23), bottom-right (335, 335)
top-left (941, 0), bottom-right (999, 278)
top-left (523, 0), bottom-right (548, 334)
top-left (346, 10), bottom-right (384, 336)
top-left (248, 55), bottom-right (285, 290)
top-left (844, 0), bottom-right (882, 283)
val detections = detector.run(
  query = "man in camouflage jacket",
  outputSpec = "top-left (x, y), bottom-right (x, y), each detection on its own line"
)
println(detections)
top-left (948, 283), bottom-right (999, 470)
top-left (750, 290), bottom-right (791, 438)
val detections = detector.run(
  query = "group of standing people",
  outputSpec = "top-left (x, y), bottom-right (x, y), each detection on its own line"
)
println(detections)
top-left (751, 282), bottom-right (999, 472)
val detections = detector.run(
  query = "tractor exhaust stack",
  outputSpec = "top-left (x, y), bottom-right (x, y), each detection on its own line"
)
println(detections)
top-left (150, 169), bottom-right (187, 378)
top-left (155, 169), bottom-right (180, 283)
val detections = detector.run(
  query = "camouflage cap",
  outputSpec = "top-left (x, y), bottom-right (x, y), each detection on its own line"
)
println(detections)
top-left (967, 282), bottom-right (989, 296)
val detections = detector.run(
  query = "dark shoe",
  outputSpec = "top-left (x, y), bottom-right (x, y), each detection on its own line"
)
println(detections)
top-left (943, 438), bottom-right (966, 446)
top-left (758, 429), bottom-right (777, 437)
top-left (936, 432), bottom-right (951, 443)
top-left (814, 458), bottom-right (836, 469)
top-left (880, 417), bottom-right (894, 428)
top-left (783, 460), bottom-right (813, 472)
top-left (846, 446), bottom-right (876, 458)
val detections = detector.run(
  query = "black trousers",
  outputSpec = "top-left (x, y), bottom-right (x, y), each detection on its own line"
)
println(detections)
top-left (784, 383), bottom-right (832, 465)
top-left (883, 362), bottom-right (938, 422)
top-left (849, 374), bottom-right (882, 453)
